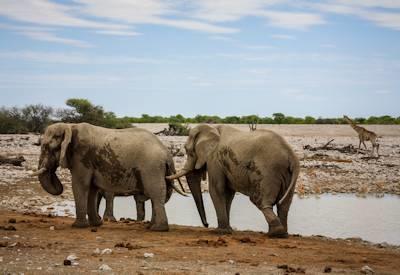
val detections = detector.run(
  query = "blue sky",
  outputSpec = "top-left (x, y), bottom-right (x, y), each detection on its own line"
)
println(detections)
top-left (0, 0), bottom-right (399, 118)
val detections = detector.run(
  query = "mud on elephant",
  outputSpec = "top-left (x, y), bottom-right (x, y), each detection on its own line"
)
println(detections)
top-left (34, 122), bottom-right (186, 231)
top-left (168, 125), bottom-right (299, 237)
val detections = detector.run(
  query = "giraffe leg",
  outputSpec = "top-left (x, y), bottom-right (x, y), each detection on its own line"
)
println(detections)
top-left (362, 141), bottom-right (367, 150)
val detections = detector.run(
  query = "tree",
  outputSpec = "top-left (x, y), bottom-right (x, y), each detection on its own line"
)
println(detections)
top-left (21, 104), bottom-right (53, 133)
top-left (272, 113), bottom-right (285, 124)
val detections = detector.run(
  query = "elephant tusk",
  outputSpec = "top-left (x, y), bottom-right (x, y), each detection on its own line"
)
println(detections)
top-left (177, 178), bottom-right (185, 192)
top-left (166, 169), bottom-right (190, 180)
top-left (30, 167), bottom-right (47, 177)
top-left (171, 181), bottom-right (188, 197)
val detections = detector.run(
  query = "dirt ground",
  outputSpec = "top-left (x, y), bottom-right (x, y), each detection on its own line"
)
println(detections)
top-left (1, 124), bottom-right (400, 274)
top-left (1, 210), bottom-right (399, 274)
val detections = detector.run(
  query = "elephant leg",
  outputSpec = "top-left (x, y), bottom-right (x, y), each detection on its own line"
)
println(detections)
top-left (144, 172), bottom-right (169, 231)
top-left (261, 207), bottom-right (286, 238)
top-left (88, 184), bottom-right (102, 227)
top-left (225, 186), bottom-right (235, 223)
top-left (250, 178), bottom-right (287, 238)
top-left (71, 168), bottom-right (92, 228)
top-left (209, 168), bottom-right (232, 234)
top-left (103, 192), bottom-right (117, 222)
top-left (145, 200), bottom-right (155, 229)
top-left (134, 195), bottom-right (145, 221)
top-left (96, 191), bottom-right (103, 216)
top-left (277, 187), bottom-right (295, 233)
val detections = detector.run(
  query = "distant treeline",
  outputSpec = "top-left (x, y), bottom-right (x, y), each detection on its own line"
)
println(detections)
top-left (1, 98), bottom-right (399, 134)
top-left (126, 113), bottom-right (400, 125)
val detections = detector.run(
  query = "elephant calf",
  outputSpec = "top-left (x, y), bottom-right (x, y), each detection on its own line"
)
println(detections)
top-left (34, 122), bottom-right (186, 231)
top-left (168, 125), bottom-right (300, 237)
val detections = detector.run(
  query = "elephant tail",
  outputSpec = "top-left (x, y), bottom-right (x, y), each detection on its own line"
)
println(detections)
top-left (166, 158), bottom-right (188, 197)
top-left (278, 156), bottom-right (300, 205)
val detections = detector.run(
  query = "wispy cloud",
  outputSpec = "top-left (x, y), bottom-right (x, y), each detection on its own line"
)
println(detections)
top-left (271, 34), bottom-right (296, 40)
top-left (0, 51), bottom-right (166, 64)
top-left (94, 30), bottom-right (141, 36)
top-left (20, 31), bottom-right (93, 48)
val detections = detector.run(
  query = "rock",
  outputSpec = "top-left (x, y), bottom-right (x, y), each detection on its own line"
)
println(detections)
top-left (101, 248), bottom-right (113, 255)
top-left (361, 265), bottom-right (374, 274)
top-left (4, 225), bottom-right (16, 231)
top-left (144, 252), bottom-right (154, 258)
top-left (91, 228), bottom-right (97, 232)
top-left (92, 248), bottom-right (101, 256)
top-left (99, 264), bottom-right (112, 271)
top-left (0, 256), bottom-right (2, 262)
top-left (63, 259), bottom-right (71, 266)
top-left (324, 266), bottom-right (332, 273)
top-left (228, 259), bottom-right (235, 264)
top-left (49, 226), bottom-right (55, 230)
top-left (8, 218), bottom-right (16, 223)
top-left (66, 254), bottom-right (78, 261)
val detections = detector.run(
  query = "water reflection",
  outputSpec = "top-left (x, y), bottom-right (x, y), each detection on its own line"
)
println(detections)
top-left (98, 193), bottom-right (400, 245)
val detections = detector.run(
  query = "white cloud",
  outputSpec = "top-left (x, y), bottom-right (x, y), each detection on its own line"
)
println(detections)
top-left (74, 0), bottom-right (238, 34)
top-left (259, 11), bottom-right (325, 29)
top-left (0, 0), bottom-right (127, 30)
top-left (20, 31), bottom-right (93, 48)
top-left (95, 30), bottom-right (141, 36)
top-left (271, 34), bottom-right (296, 40)
top-left (0, 51), bottom-right (166, 65)
top-left (308, 1), bottom-right (400, 31)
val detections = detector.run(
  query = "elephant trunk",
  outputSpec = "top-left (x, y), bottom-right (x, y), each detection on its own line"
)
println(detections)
top-left (186, 170), bottom-right (208, 228)
top-left (37, 152), bottom-right (63, 196)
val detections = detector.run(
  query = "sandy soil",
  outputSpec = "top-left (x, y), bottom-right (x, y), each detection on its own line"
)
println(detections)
top-left (1, 210), bottom-right (400, 274)
top-left (1, 124), bottom-right (400, 273)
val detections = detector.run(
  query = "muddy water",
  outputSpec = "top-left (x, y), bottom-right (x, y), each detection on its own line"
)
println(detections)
top-left (97, 193), bottom-right (400, 245)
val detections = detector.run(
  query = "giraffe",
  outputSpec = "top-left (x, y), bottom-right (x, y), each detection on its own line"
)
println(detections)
top-left (343, 115), bottom-right (379, 155)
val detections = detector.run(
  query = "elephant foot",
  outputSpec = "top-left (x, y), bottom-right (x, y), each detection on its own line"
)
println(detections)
top-left (213, 227), bottom-right (233, 235)
top-left (72, 219), bottom-right (89, 228)
top-left (103, 216), bottom-right (117, 222)
top-left (89, 218), bottom-right (103, 227)
top-left (149, 224), bottom-right (169, 232)
top-left (267, 225), bottom-right (288, 238)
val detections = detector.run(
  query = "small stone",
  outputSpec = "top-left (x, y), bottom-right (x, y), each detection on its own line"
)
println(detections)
top-left (91, 228), bottom-right (97, 232)
top-left (277, 264), bottom-right (288, 269)
top-left (92, 248), bottom-right (101, 256)
top-left (361, 265), bottom-right (374, 274)
top-left (324, 266), bottom-right (332, 273)
top-left (8, 218), bottom-right (16, 223)
top-left (0, 256), bottom-right (3, 262)
top-left (66, 254), bottom-right (78, 261)
top-left (99, 264), bottom-right (112, 271)
top-left (4, 225), bottom-right (16, 231)
top-left (144, 252), bottom-right (154, 258)
top-left (228, 259), bottom-right (235, 264)
top-left (101, 248), bottom-right (112, 255)
top-left (49, 226), bottom-right (55, 231)
top-left (63, 260), bottom-right (71, 266)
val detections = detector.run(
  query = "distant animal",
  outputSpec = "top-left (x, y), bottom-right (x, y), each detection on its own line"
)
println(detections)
top-left (343, 115), bottom-right (379, 155)
top-left (32, 122), bottom-right (187, 231)
top-left (167, 124), bottom-right (299, 237)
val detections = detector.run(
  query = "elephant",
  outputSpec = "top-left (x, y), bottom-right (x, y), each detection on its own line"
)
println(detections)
top-left (33, 122), bottom-right (187, 231)
top-left (96, 191), bottom-right (146, 222)
top-left (167, 124), bottom-right (300, 237)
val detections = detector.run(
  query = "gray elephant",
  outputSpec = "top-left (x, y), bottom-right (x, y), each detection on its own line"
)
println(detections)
top-left (168, 125), bottom-right (300, 237)
top-left (33, 122), bottom-right (186, 231)
top-left (96, 191), bottom-right (146, 222)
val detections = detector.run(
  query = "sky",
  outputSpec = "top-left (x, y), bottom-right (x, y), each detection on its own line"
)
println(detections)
top-left (0, 0), bottom-right (399, 118)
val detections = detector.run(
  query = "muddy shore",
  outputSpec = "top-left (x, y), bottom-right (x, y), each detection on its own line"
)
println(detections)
top-left (1, 124), bottom-right (399, 273)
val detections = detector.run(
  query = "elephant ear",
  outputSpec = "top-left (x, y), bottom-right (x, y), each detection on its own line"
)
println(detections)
top-left (59, 125), bottom-right (72, 168)
top-left (194, 128), bottom-right (219, 170)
